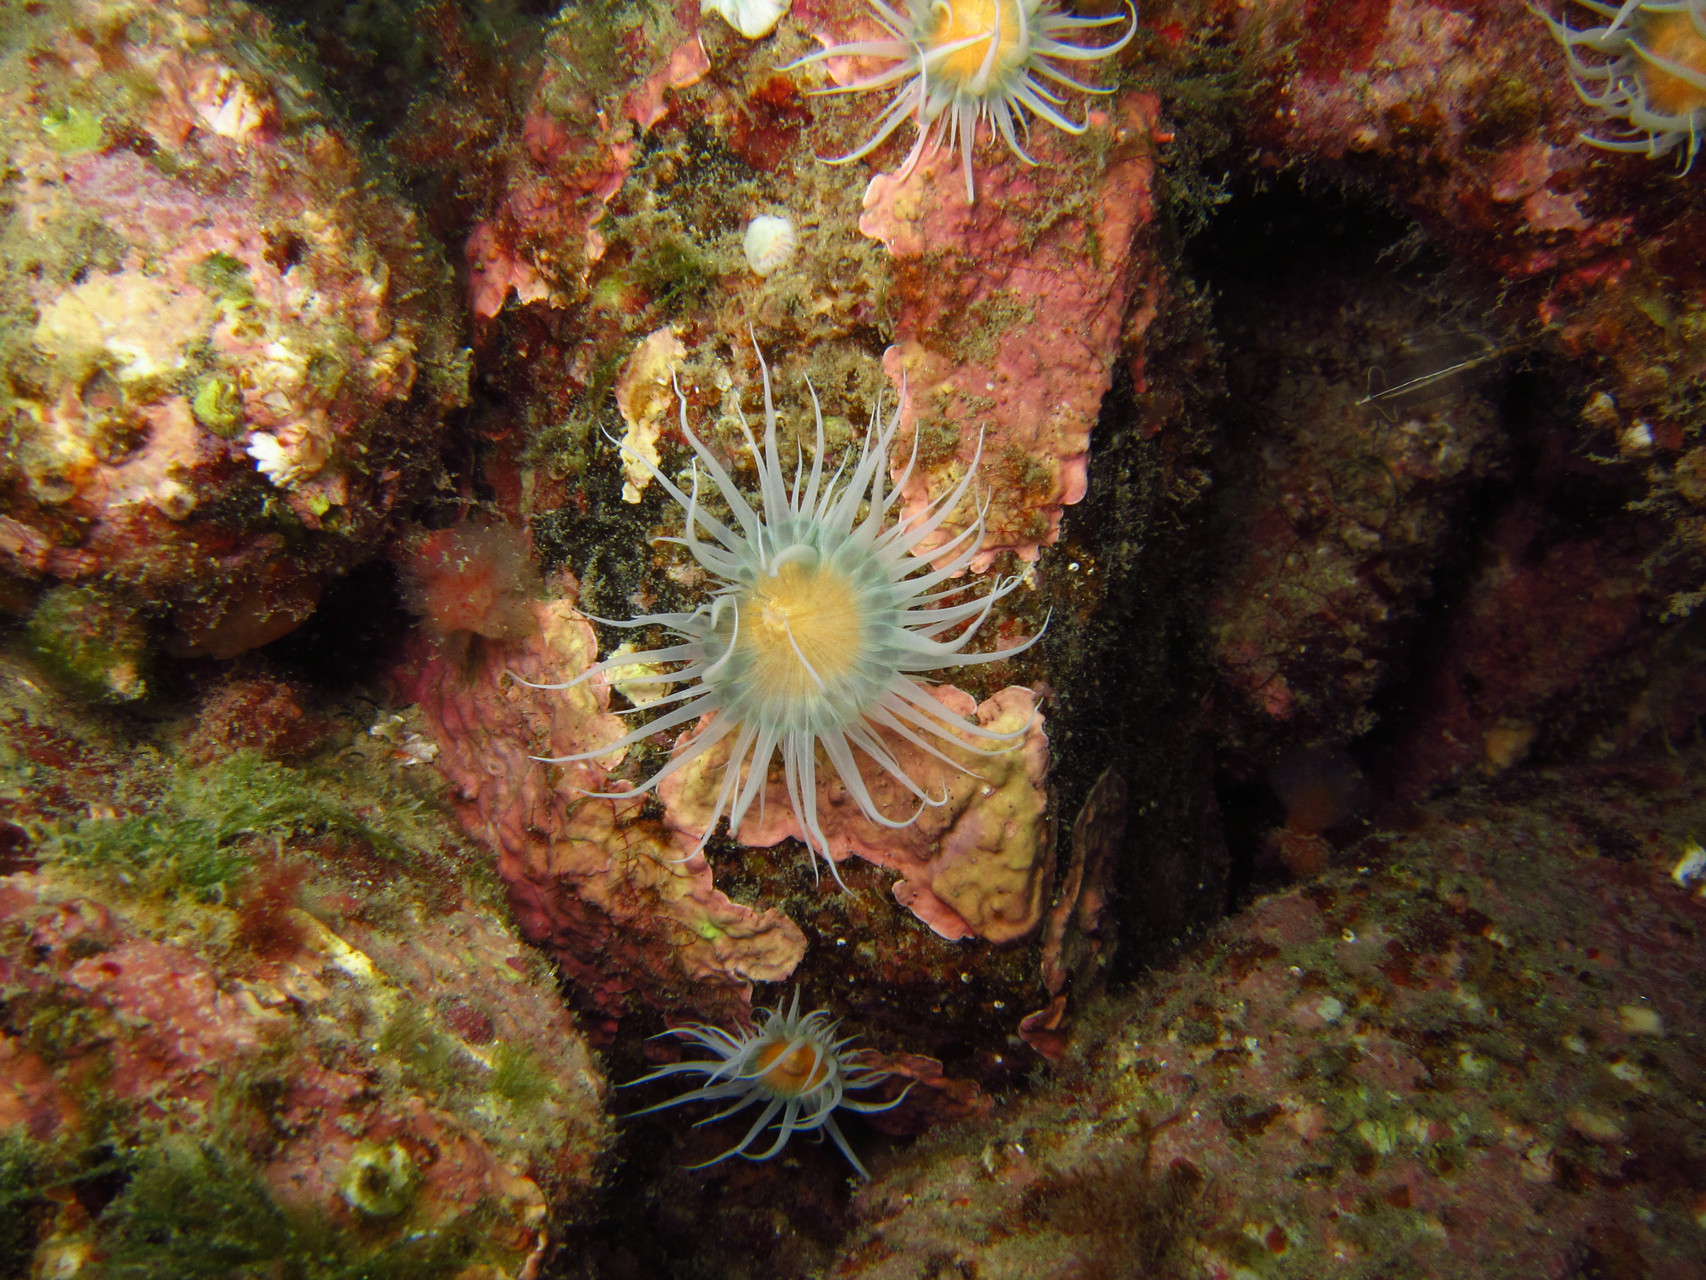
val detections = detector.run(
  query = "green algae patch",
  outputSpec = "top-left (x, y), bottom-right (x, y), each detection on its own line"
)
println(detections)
top-left (91, 1137), bottom-right (480, 1280)
top-left (490, 1041), bottom-right (560, 1108)
top-left (44, 750), bottom-right (496, 906)
top-left (25, 585), bottom-right (152, 704)
top-left (40, 104), bottom-right (104, 154)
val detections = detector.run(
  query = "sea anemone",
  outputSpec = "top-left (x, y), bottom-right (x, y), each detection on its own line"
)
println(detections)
top-left (625, 991), bottom-right (908, 1177)
top-left (517, 342), bottom-right (1040, 887)
top-left (786, 0), bottom-right (1137, 202)
top-left (1535, 0), bottom-right (1706, 170)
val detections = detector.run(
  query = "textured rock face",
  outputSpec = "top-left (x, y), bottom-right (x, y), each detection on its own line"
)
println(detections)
top-left (0, 658), bottom-right (610, 1279)
top-left (0, 0), bottom-right (466, 658)
top-left (397, 596), bottom-right (811, 1032)
top-left (391, 0), bottom-right (1213, 1078)
top-left (1205, 266), bottom-right (1508, 772)
top-left (833, 756), bottom-right (1706, 1280)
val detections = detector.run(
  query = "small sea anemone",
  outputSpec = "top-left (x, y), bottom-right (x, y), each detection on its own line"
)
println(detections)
top-left (517, 343), bottom-right (1040, 886)
top-left (401, 523), bottom-right (540, 641)
top-left (1535, 0), bottom-right (1706, 170)
top-left (625, 992), bottom-right (908, 1177)
top-left (786, 0), bottom-right (1137, 201)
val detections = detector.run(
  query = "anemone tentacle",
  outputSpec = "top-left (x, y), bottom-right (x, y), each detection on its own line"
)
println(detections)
top-left (1535, 0), bottom-right (1706, 170)
top-left (786, 0), bottom-right (1136, 201)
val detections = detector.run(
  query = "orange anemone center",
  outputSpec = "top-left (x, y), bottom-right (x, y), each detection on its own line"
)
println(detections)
top-left (1636, 10), bottom-right (1706, 117)
top-left (927, 0), bottom-right (1030, 88)
top-left (751, 1038), bottom-right (832, 1096)
top-left (736, 559), bottom-right (863, 699)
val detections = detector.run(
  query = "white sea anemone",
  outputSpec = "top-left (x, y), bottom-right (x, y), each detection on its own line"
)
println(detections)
top-left (786, 0), bottom-right (1137, 202)
top-left (625, 991), bottom-right (908, 1177)
top-left (1535, 0), bottom-right (1706, 170)
top-left (517, 341), bottom-right (1041, 887)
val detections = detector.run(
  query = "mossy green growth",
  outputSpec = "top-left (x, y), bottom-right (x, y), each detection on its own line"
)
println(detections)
top-left (489, 1041), bottom-right (559, 1108)
top-left (0, 1130), bottom-right (125, 1276)
top-left (89, 1137), bottom-right (481, 1280)
top-left (40, 104), bottom-right (104, 154)
top-left (379, 1003), bottom-right (474, 1092)
top-left (0, 1132), bottom-right (61, 1277)
top-left (45, 751), bottom-right (488, 905)
top-left (25, 584), bottom-right (151, 704)
top-left (631, 235), bottom-right (710, 313)
top-left (190, 375), bottom-right (244, 436)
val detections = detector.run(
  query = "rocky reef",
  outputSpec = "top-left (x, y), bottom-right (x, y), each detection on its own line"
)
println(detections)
top-left (2, 0), bottom-right (1705, 1274)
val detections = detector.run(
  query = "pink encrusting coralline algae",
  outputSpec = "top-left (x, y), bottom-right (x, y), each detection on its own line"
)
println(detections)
top-left (0, 0), bottom-right (466, 660)
top-left (396, 593), bottom-right (809, 1031)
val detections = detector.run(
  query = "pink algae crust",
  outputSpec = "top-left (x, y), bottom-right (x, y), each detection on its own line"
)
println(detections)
top-left (834, 759), bottom-right (1706, 1280)
top-left (858, 96), bottom-right (1164, 568)
top-left (0, 0), bottom-right (465, 652)
top-left (464, 0), bottom-right (709, 321)
top-left (399, 523), bottom-right (543, 642)
top-left (658, 685), bottom-right (1053, 944)
top-left (395, 595), bottom-right (807, 1031)
top-left (0, 836), bottom-right (608, 1274)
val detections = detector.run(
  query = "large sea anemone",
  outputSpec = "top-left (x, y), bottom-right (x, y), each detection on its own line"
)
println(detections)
top-left (625, 991), bottom-right (907, 1177)
top-left (519, 344), bottom-right (1039, 886)
top-left (787, 0), bottom-right (1137, 202)
top-left (1535, 0), bottom-right (1706, 170)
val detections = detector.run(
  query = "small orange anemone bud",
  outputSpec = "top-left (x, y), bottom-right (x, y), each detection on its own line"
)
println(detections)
top-left (400, 523), bottom-right (540, 640)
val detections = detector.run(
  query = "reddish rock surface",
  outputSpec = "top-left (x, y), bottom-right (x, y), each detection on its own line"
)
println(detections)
top-left (0, 0), bottom-right (467, 658)
top-left (0, 655), bottom-right (609, 1277)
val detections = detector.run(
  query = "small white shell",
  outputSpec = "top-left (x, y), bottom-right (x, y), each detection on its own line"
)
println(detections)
top-left (702, 0), bottom-right (790, 39)
top-left (743, 215), bottom-right (797, 277)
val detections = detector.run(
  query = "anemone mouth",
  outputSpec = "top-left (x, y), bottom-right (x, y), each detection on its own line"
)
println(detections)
top-left (1535, 0), bottom-right (1706, 170)
top-left (784, 0), bottom-right (1137, 202)
top-left (519, 339), bottom-right (1044, 887)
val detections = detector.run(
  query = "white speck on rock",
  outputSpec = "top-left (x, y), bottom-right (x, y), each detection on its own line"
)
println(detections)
top-left (702, 0), bottom-right (789, 38)
top-left (743, 214), bottom-right (797, 277)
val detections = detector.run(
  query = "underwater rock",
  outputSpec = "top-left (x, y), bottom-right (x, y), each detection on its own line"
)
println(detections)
top-left (0, 0), bottom-right (467, 656)
top-left (396, 595), bottom-right (809, 1031)
top-left (464, 0), bottom-right (710, 323)
top-left (858, 94), bottom-right (1165, 568)
top-left (1380, 504), bottom-right (1652, 803)
top-left (471, 0), bottom-right (1165, 564)
top-left (23, 584), bottom-right (152, 704)
top-left (1204, 270), bottom-right (1506, 772)
top-left (1187, 0), bottom-right (1706, 628)
top-left (834, 754), bottom-right (1706, 1279)
top-left (180, 669), bottom-right (330, 764)
top-left (0, 674), bottom-right (609, 1278)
